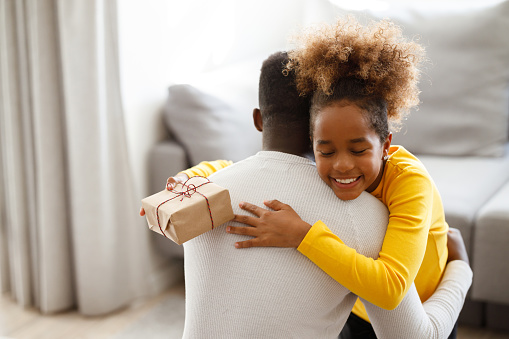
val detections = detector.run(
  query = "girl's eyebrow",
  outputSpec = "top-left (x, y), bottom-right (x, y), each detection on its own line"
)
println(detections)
top-left (316, 139), bottom-right (331, 145)
top-left (350, 137), bottom-right (367, 143)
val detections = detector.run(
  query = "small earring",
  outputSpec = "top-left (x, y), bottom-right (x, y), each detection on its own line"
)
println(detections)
top-left (383, 155), bottom-right (388, 161)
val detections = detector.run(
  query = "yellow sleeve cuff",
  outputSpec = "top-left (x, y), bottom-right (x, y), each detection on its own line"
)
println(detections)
top-left (180, 160), bottom-right (233, 178)
top-left (297, 220), bottom-right (345, 254)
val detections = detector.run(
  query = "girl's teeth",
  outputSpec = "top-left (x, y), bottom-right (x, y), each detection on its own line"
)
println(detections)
top-left (335, 177), bottom-right (357, 184)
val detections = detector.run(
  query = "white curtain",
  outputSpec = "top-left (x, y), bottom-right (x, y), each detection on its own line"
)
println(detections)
top-left (0, 0), bottom-right (174, 315)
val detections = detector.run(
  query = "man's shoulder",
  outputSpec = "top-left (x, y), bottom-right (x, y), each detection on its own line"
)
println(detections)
top-left (352, 191), bottom-right (388, 212)
top-left (209, 152), bottom-right (314, 180)
top-left (208, 153), bottom-right (262, 180)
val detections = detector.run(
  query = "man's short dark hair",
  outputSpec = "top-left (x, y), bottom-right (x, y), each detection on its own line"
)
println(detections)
top-left (258, 52), bottom-right (310, 131)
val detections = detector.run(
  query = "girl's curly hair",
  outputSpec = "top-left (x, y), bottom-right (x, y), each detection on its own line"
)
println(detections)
top-left (286, 17), bottom-right (425, 132)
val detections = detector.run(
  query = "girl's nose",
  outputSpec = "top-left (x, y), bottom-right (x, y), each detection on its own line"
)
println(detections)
top-left (333, 154), bottom-right (355, 173)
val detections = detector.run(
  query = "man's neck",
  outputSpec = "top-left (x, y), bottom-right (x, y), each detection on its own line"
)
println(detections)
top-left (262, 146), bottom-right (314, 160)
top-left (262, 133), bottom-right (314, 160)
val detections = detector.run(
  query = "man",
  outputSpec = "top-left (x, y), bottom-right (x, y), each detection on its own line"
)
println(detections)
top-left (180, 52), bottom-right (471, 338)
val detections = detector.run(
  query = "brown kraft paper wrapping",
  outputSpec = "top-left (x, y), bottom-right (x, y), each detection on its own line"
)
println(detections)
top-left (141, 178), bottom-right (234, 245)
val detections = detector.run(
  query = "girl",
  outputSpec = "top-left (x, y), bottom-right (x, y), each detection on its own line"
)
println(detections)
top-left (156, 17), bottom-right (450, 336)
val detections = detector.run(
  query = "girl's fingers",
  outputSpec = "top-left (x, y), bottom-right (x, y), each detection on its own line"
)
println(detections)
top-left (238, 202), bottom-right (267, 217)
top-left (233, 214), bottom-right (260, 227)
top-left (227, 225), bottom-right (261, 249)
top-left (234, 239), bottom-right (258, 249)
top-left (226, 226), bottom-right (258, 237)
top-left (166, 177), bottom-right (178, 190)
top-left (263, 199), bottom-right (287, 211)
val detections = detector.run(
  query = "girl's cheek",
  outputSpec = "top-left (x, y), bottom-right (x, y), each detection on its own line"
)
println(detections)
top-left (315, 160), bottom-right (328, 178)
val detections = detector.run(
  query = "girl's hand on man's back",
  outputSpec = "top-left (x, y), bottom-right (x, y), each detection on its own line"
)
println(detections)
top-left (227, 200), bottom-right (312, 249)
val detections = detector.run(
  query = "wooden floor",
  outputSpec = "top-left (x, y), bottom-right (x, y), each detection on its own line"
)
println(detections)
top-left (0, 282), bottom-right (185, 339)
top-left (1, 281), bottom-right (508, 339)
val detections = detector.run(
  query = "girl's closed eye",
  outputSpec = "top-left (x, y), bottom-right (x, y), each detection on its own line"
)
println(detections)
top-left (351, 149), bottom-right (368, 155)
top-left (318, 150), bottom-right (335, 157)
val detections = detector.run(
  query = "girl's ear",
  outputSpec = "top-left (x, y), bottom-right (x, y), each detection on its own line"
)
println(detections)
top-left (383, 133), bottom-right (393, 158)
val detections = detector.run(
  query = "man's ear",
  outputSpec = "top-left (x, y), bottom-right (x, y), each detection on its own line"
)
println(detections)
top-left (253, 108), bottom-right (263, 132)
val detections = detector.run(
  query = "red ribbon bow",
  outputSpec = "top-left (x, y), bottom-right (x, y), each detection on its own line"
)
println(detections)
top-left (156, 176), bottom-right (215, 239)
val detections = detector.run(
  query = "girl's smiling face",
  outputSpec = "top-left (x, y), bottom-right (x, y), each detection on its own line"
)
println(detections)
top-left (312, 102), bottom-right (392, 201)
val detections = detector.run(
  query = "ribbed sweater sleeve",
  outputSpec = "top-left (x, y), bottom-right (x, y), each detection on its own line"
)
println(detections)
top-left (364, 260), bottom-right (472, 338)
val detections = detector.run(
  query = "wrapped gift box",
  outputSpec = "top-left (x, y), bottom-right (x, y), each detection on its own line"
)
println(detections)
top-left (141, 177), bottom-right (234, 244)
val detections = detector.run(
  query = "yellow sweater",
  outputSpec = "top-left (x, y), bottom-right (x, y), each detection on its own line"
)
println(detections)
top-left (180, 146), bottom-right (448, 318)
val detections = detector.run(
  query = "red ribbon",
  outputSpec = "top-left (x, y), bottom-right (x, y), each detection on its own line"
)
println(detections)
top-left (156, 176), bottom-right (215, 238)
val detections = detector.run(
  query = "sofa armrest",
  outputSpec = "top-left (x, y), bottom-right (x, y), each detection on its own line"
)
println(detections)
top-left (418, 147), bottom-right (509, 255)
top-left (147, 140), bottom-right (188, 259)
top-left (472, 179), bottom-right (509, 305)
top-left (148, 140), bottom-right (189, 195)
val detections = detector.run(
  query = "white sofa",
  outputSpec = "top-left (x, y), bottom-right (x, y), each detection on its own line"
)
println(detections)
top-left (146, 0), bottom-right (509, 331)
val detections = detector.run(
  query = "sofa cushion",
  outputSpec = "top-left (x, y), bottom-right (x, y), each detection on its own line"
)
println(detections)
top-left (418, 148), bottom-right (509, 253)
top-left (307, 0), bottom-right (509, 157)
top-left (163, 60), bottom-right (263, 165)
